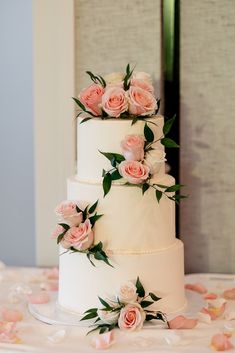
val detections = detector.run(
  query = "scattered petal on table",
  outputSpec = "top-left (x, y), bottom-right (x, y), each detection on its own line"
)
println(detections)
top-left (47, 329), bottom-right (67, 343)
top-left (204, 293), bottom-right (218, 300)
top-left (40, 282), bottom-right (59, 291)
top-left (28, 291), bottom-right (50, 304)
top-left (197, 311), bottom-right (212, 324)
top-left (2, 308), bottom-right (23, 322)
top-left (0, 321), bottom-right (21, 344)
top-left (185, 283), bottom-right (207, 294)
top-left (223, 288), bottom-right (235, 300)
top-left (44, 267), bottom-right (59, 280)
top-left (204, 299), bottom-right (227, 320)
top-left (91, 331), bottom-right (115, 350)
top-left (168, 315), bottom-right (198, 329)
top-left (210, 333), bottom-right (234, 351)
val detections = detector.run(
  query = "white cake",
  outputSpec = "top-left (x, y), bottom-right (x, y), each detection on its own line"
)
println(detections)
top-left (58, 115), bottom-right (186, 315)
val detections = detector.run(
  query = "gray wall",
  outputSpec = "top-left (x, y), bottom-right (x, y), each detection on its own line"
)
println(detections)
top-left (0, 0), bottom-right (35, 265)
top-left (180, 0), bottom-right (235, 273)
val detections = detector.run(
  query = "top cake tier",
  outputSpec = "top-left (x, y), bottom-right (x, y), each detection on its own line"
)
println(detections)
top-left (76, 115), bottom-right (165, 182)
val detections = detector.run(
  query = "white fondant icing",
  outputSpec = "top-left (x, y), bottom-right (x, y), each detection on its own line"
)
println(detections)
top-left (77, 115), bottom-right (165, 182)
top-left (58, 239), bottom-right (186, 314)
top-left (67, 174), bottom-right (176, 251)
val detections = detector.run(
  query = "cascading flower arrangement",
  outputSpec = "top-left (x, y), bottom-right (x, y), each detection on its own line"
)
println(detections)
top-left (80, 277), bottom-right (168, 335)
top-left (52, 200), bottom-right (112, 267)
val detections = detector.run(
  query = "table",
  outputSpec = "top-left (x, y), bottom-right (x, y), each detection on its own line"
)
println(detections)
top-left (0, 265), bottom-right (235, 352)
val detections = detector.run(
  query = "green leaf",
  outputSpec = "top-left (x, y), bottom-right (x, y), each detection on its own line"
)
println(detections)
top-left (136, 277), bottom-right (145, 297)
top-left (57, 231), bottom-right (66, 244)
top-left (98, 297), bottom-right (112, 310)
top-left (155, 184), bottom-right (168, 189)
top-left (84, 308), bottom-right (98, 314)
top-left (88, 200), bottom-right (98, 214)
top-left (103, 172), bottom-right (112, 197)
top-left (149, 292), bottom-right (161, 301)
top-left (86, 253), bottom-right (96, 267)
top-left (99, 151), bottom-right (125, 164)
top-left (76, 205), bottom-right (83, 213)
top-left (142, 183), bottom-right (150, 195)
top-left (86, 326), bottom-right (100, 336)
top-left (144, 123), bottom-right (154, 142)
top-left (89, 241), bottom-right (103, 253)
top-left (80, 117), bottom-right (92, 124)
top-left (80, 311), bottom-right (98, 321)
top-left (72, 97), bottom-right (86, 111)
top-left (83, 205), bottom-right (89, 219)
top-left (100, 326), bottom-right (109, 334)
top-left (102, 169), bottom-right (106, 177)
top-left (163, 114), bottom-right (176, 135)
top-left (111, 170), bottom-right (122, 180)
top-left (98, 75), bottom-right (106, 88)
top-left (155, 190), bottom-right (162, 203)
top-left (58, 223), bottom-right (70, 231)
top-left (156, 99), bottom-right (161, 114)
top-left (140, 300), bottom-right (154, 308)
top-left (94, 251), bottom-right (113, 267)
top-left (145, 314), bottom-right (156, 321)
top-left (89, 213), bottom-right (103, 227)
top-left (165, 184), bottom-right (184, 193)
top-left (161, 137), bottom-right (179, 148)
top-left (131, 116), bottom-right (139, 125)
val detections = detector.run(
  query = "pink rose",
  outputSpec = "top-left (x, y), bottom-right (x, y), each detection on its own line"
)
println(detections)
top-left (121, 135), bottom-right (145, 161)
top-left (61, 219), bottom-right (94, 251)
top-left (2, 308), bottom-right (23, 322)
top-left (118, 160), bottom-right (149, 184)
top-left (131, 78), bottom-right (154, 94)
top-left (118, 303), bottom-right (146, 331)
top-left (128, 86), bottom-right (156, 116)
top-left (55, 201), bottom-right (83, 227)
top-left (133, 71), bottom-right (152, 84)
top-left (79, 83), bottom-right (104, 116)
top-left (51, 224), bottom-right (65, 239)
top-left (211, 333), bottom-right (234, 351)
top-left (102, 87), bottom-right (128, 117)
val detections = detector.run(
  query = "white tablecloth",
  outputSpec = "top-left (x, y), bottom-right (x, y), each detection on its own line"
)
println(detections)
top-left (0, 266), bottom-right (235, 353)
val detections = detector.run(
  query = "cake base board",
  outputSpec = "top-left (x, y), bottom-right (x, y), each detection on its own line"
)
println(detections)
top-left (28, 290), bottom-right (202, 327)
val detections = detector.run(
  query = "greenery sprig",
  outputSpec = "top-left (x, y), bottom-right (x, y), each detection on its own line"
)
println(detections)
top-left (80, 277), bottom-right (168, 335)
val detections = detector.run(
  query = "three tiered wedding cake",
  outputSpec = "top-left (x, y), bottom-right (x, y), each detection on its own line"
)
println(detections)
top-left (53, 66), bottom-right (186, 323)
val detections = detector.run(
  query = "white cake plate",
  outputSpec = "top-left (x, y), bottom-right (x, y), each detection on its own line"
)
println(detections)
top-left (28, 289), bottom-right (204, 327)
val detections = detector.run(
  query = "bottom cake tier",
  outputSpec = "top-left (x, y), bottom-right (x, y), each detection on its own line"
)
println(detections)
top-left (58, 239), bottom-right (186, 315)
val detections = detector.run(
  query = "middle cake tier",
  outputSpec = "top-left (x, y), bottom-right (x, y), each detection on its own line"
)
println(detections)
top-left (68, 173), bottom-right (176, 252)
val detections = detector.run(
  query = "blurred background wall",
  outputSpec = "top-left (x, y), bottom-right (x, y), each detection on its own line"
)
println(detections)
top-left (0, 0), bottom-right (235, 272)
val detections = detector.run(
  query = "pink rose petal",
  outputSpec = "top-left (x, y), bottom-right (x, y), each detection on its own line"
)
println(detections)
top-left (168, 315), bottom-right (198, 329)
top-left (185, 283), bottom-right (207, 294)
top-left (43, 267), bottom-right (59, 280)
top-left (223, 288), bottom-right (235, 300)
top-left (0, 321), bottom-right (20, 343)
top-left (204, 293), bottom-right (218, 300)
top-left (200, 301), bottom-right (226, 320)
top-left (28, 291), bottom-right (50, 304)
top-left (211, 333), bottom-right (234, 351)
top-left (2, 308), bottom-right (23, 322)
top-left (92, 331), bottom-right (114, 350)
top-left (40, 282), bottom-right (58, 292)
